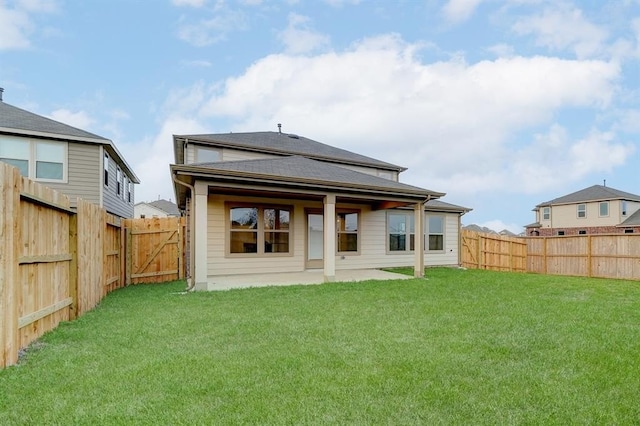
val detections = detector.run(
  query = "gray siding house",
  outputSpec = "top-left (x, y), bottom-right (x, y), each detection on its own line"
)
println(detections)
top-left (0, 96), bottom-right (139, 218)
top-left (171, 130), bottom-right (470, 290)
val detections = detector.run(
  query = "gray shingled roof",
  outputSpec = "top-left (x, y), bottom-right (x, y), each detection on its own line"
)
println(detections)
top-left (148, 199), bottom-right (181, 216)
top-left (620, 209), bottom-right (640, 227)
top-left (0, 101), bottom-right (107, 141)
top-left (0, 100), bottom-right (140, 183)
top-left (180, 155), bottom-right (442, 197)
top-left (176, 131), bottom-right (404, 172)
top-left (425, 199), bottom-right (472, 213)
top-left (538, 185), bottom-right (640, 207)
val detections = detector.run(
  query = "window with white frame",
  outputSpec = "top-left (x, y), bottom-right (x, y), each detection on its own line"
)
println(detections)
top-left (0, 139), bottom-right (29, 176)
top-left (599, 201), bottom-right (609, 217)
top-left (337, 211), bottom-right (359, 252)
top-left (542, 207), bottom-right (550, 221)
top-left (427, 215), bottom-right (444, 251)
top-left (622, 200), bottom-right (627, 216)
top-left (388, 212), bottom-right (414, 252)
top-left (0, 138), bottom-right (66, 181)
top-left (229, 205), bottom-right (291, 255)
top-left (128, 181), bottom-right (133, 203)
top-left (577, 204), bottom-right (586, 218)
top-left (104, 152), bottom-right (110, 186)
top-left (116, 167), bottom-right (122, 197)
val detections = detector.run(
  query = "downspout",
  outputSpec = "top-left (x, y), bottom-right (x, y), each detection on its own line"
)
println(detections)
top-left (173, 174), bottom-right (196, 291)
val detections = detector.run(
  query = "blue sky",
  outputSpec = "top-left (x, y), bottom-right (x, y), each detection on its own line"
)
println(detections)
top-left (1, 0), bottom-right (639, 233)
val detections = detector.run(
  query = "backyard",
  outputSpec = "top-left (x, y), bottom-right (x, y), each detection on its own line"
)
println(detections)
top-left (1, 268), bottom-right (639, 424)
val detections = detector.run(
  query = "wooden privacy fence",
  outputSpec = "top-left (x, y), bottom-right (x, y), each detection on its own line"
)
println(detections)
top-left (124, 217), bottom-right (186, 284)
top-left (461, 229), bottom-right (527, 272)
top-left (0, 162), bottom-right (185, 368)
top-left (527, 234), bottom-right (640, 280)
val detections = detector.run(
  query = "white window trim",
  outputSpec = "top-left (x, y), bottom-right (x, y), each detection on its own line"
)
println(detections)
top-left (0, 137), bottom-right (68, 183)
top-left (427, 214), bottom-right (445, 252)
top-left (387, 211), bottom-right (415, 253)
top-left (599, 201), bottom-right (609, 217)
top-left (577, 204), bottom-right (586, 219)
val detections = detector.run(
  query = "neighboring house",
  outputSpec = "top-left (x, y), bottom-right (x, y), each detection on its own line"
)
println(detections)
top-left (170, 130), bottom-right (471, 289)
top-left (525, 184), bottom-right (640, 236)
top-left (134, 199), bottom-right (181, 218)
top-left (0, 94), bottom-right (139, 218)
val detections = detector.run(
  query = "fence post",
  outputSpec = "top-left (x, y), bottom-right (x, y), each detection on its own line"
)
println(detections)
top-left (126, 227), bottom-right (132, 285)
top-left (68, 213), bottom-right (78, 320)
top-left (0, 165), bottom-right (21, 367)
top-left (587, 235), bottom-right (592, 278)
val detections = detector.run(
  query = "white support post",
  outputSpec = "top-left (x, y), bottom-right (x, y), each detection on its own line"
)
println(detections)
top-left (324, 194), bottom-right (336, 282)
top-left (414, 201), bottom-right (425, 278)
top-left (194, 181), bottom-right (209, 290)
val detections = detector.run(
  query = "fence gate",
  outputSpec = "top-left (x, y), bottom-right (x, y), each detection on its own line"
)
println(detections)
top-left (124, 217), bottom-right (185, 284)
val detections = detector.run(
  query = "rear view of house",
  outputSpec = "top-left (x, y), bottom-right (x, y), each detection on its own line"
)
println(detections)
top-left (171, 129), bottom-right (470, 290)
top-left (0, 93), bottom-right (139, 218)
top-left (526, 184), bottom-right (640, 236)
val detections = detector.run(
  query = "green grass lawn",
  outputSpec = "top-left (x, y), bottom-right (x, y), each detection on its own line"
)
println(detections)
top-left (2, 268), bottom-right (640, 425)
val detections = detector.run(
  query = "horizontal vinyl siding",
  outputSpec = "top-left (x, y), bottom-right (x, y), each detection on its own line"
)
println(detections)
top-left (103, 146), bottom-right (135, 218)
top-left (44, 142), bottom-right (101, 208)
top-left (425, 214), bottom-right (460, 266)
top-left (221, 148), bottom-right (278, 162)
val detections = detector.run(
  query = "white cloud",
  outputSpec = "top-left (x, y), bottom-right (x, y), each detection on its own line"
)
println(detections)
top-left (277, 13), bottom-right (330, 54)
top-left (172, 0), bottom-right (207, 7)
top-left (568, 130), bottom-right (635, 177)
top-left (0, 0), bottom-right (57, 50)
top-left (166, 34), bottom-right (624, 200)
top-left (48, 109), bottom-right (94, 130)
top-left (176, 8), bottom-right (248, 46)
top-left (442, 0), bottom-right (485, 24)
top-left (512, 3), bottom-right (608, 58)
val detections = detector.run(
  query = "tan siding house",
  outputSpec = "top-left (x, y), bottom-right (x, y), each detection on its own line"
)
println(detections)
top-left (172, 131), bottom-right (470, 289)
top-left (526, 185), bottom-right (640, 236)
top-left (0, 99), bottom-right (139, 217)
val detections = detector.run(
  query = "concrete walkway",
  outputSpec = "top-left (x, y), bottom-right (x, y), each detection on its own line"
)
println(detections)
top-left (202, 269), bottom-right (414, 291)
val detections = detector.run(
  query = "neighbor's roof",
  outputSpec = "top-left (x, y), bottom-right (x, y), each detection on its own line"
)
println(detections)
top-left (148, 199), bottom-right (180, 216)
top-left (0, 100), bottom-right (140, 183)
top-left (172, 155), bottom-right (443, 201)
top-left (537, 185), bottom-right (640, 207)
top-left (424, 199), bottom-right (472, 213)
top-left (174, 131), bottom-right (405, 172)
top-left (619, 209), bottom-right (640, 227)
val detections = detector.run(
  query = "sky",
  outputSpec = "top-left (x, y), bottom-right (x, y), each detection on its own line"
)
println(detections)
top-left (1, 0), bottom-right (639, 234)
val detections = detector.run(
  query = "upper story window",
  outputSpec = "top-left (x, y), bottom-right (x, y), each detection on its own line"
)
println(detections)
top-left (116, 167), bottom-right (122, 197)
top-left (542, 207), bottom-right (550, 221)
top-left (0, 138), bottom-right (66, 182)
top-left (599, 201), bottom-right (609, 217)
top-left (195, 146), bottom-right (220, 163)
top-left (577, 204), bottom-right (586, 218)
top-left (622, 200), bottom-right (627, 216)
top-left (388, 212), bottom-right (414, 252)
top-left (427, 215), bottom-right (444, 251)
top-left (104, 152), bottom-right (110, 186)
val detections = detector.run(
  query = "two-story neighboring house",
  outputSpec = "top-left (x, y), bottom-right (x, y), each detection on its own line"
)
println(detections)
top-left (525, 185), bottom-right (640, 236)
top-left (171, 129), bottom-right (470, 290)
top-left (0, 96), bottom-right (139, 218)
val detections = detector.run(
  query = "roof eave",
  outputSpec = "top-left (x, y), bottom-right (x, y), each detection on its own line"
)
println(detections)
top-left (171, 164), bottom-right (439, 200)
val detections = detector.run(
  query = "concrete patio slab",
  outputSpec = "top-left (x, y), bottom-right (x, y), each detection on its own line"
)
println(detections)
top-left (202, 269), bottom-right (414, 291)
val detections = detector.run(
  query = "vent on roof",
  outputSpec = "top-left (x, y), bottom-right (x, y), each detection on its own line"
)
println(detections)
top-left (0, 87), bottom-right (3, 102)
top-left (278, 123), bottom-right (282, 134)
top-left (287, 134), bottom-right (299, 139)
